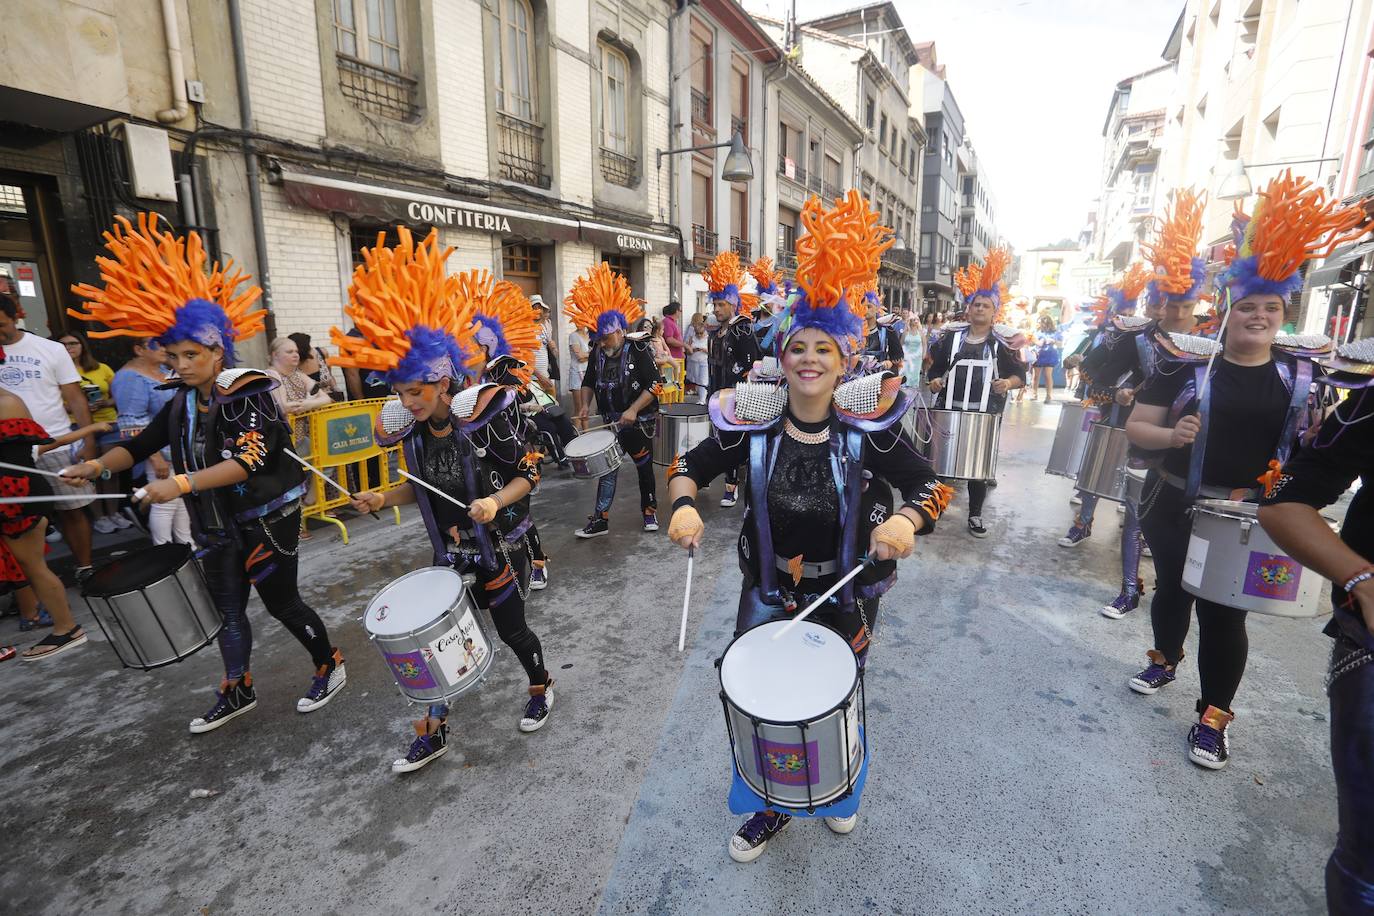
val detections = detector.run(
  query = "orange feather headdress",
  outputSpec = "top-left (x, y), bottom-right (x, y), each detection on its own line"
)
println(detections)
top-left (1221, 170), bottom-right (1369, 301)
top-left (1089, 262), bottom-right (1151, 327)
top-left (1141, 188), bottom-right (1207, 305)
top-left (329, 227), bottom-right (480, 384)
top-left (465, 272), bottom-right (540, 385)
top-left (703, 250), bottom-right (758, 316)
top-left (954, 247), bottom-right (1011, 310)
top-left (748, 256), bottom-right (784, 296)
top-left (68, 213), bottom-right (264, 366)
top-left (767, 191), bottom-right (892, 356)
top-left (564, 262), bottom-right (644, 336)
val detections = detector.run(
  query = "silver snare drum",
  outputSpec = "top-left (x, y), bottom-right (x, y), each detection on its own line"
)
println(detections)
top-left (1045, 404), bottom-right (1102, 479)
top-left (564, 428), bottom-right (626, 478)
top-left (364, 567), bottom-right (496, 704)
top-left (653, 402), bottom-right (711, 466)
top-left (1075, 423), bottom-right (1131, 501)
top-left (82, 544), bottom-right (223, 670)
top-left (719, 620), bottom-right (865, 811)
top-left (1183, 499), bottom-right (1333, 618)
top-left (920, 409), bottom-right (1001, 480)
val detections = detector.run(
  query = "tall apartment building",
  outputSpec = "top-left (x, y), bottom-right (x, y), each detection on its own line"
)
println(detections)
top-left (668, 0), bottom-right (779, 311)
top-left (757, 2), bottom-right (924, 311)
top-left (957, 137), bottom-right (998, 270)
top-left (1090, 63), bottom-right (1173, 270)
top-left (912, 43), bottom-right (964, 315)
top-left (2, 0), bottom-right (680, 367)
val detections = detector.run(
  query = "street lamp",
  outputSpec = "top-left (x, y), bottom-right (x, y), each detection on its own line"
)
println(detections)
top-left (1216, 155), bottom-right (1343, 201)
top-left (656, 130), bottom-right (754, 182)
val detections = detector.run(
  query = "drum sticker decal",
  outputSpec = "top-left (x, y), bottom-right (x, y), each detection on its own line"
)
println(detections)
top-left (384, 650), bottom-right (438, 691)
top-left (1243, 552), bottom-right (1302, 602)
top-left (427, 610), bottom-right (490, 686)
top-left (1183, 537), bottom-right (1209, 589)
top-left (751, 737), bottom-right (821, 787)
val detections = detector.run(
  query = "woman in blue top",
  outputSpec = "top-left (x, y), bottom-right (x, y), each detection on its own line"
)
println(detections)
top-left (1030, 311), bottom-right (1062, 402)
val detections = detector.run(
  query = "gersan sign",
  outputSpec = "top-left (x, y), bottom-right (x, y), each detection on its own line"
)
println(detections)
top-left (407, 201), bottom-right (513, 233)
top-left (616, 234), bottom-right (654, 252)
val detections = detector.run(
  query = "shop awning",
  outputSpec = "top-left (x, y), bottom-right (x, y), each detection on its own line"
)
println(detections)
top-left (270, 165), bottom-right (681, 257)
top-left (1309, 239), bottom-right (1374, 287)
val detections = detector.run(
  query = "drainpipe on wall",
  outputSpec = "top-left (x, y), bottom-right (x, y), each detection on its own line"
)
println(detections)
top-left (155, 0), bottom-right (190, 124)
top-left (226, 0), bottom-right (276, 340)
top-left (666, 0), bottom-right (692, 303)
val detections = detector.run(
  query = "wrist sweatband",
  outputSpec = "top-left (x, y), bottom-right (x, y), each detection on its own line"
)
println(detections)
top-left (672, 495), bottom-right (696, 512)
top-left (174, 474), bottom-right (192, 495)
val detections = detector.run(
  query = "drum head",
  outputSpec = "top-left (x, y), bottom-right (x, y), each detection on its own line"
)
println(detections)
top-left (366, 567), bottom-right (465, 636)
top-left (84, 544), bottom-right (194, 598)
top-left (720, 620), bottom-right (857, 722)
top-left (565, 429), bottom-right (618, 458)
top-left (1194, 498), bottom-right (1257, 520)
top-left (663, 402), bottom-right (708, 418)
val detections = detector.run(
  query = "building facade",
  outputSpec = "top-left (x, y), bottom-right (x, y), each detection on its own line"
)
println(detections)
top-left (957, 136), bottom-right (998, 270)
top-left (1090, 63), bottom-right (1173, 270)
top-left (914, 53), bottom-right (964, 315)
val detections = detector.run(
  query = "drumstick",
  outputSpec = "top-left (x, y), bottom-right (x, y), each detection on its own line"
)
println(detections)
top-left (678, 546), bottom-right (695, 653)
top-left (0, 494), bottom-right (129, 504)
top-left (1194, 288), bottom-right (1232, 406)
top-left (398, 468), bottom-right (469, 509)
top-left (770, 558), bottom-right (875, 641)
top-left (0, 459), bottom-right (80, 481)
top-left (283, 448), bottom-right (380, 519)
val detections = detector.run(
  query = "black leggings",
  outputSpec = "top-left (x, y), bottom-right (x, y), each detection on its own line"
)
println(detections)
top-left (201, 506), bottom-right (334, 680)
top-left (968, 480), bottom-right (989, 517)
top-left (1138, 475), bottom-right (1250, 711)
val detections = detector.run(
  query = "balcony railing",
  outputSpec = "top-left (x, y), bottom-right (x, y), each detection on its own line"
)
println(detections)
top-left (880, 246), bottom-right (917, 275)
top-left (821, 180), bottom-right (842, 200)
top-left (777, 249), bottom-right (798, 271)
top-left (691, 88), bottom-right (712, 129)
top-left (777, 154), bottom-right (806, 184)
top-left (692, 224), bottom-right (717, 260)
top-left (336, 55), bottom-right (419, 122)
top-left (497, 113), bottom-right (550, 188)
top-left (599, 148), bottom-right (638, 187)
top-left (730, 236), bottom-right (751, 260)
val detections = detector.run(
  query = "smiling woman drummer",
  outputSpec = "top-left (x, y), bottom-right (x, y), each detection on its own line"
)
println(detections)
top-left (666, 191), bottom-right (952, 863)
top-left (1123, 172), bottom-right (1366, 770)
top-left (337, 231), bottom-right (554, 774)
top-left (64, 214), bottom-right (347, 732)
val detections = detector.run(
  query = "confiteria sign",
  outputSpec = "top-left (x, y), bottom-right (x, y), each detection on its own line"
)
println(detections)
top-left (275, 166), bottom-right (679, 256)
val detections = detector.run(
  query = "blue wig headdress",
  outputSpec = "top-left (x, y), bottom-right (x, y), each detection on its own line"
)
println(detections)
top-left (953, 247), bottom-right (1012, 315)
top-left (467, 274), bottom-right (539, 385)
top-left (330, 227), bottom-right (480, 385)
top-left (69, 213), bottom-right (265, 367)
top-left (1219, 170), bottom-right (1367, 303)
top-left (766, 191), bottom-right (892, 357)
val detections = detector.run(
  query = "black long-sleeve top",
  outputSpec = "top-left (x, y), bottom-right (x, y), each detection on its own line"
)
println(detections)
top-left (708, 319), bottom-right (762, 393)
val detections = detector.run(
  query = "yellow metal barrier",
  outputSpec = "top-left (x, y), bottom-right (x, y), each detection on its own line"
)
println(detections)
top-left (295, 397), bottom-right (405, 544)
top-left (656, 358), bottom-right (686, 404)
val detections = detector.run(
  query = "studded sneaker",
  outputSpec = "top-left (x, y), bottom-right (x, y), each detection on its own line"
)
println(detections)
top-left (1100, 590), bottom-right (1140, 619)
top-left (529, 561), bottom-right (549, 591)
top-left (642, 509), bottom-right (659, 532)
top-left (392, 720), bottom-right (449, 774)
top-left (720, 484), bottom-right (739, 508)
top-left (519, 681), bottom-right (554, 732)
top-left (297, 648), bottom-right (347, 713)
top-left (189, 675), bottom-right (258, 734)
top-left (1057, 518), bottom-right (1092, 548)
top-left (1188, 705), bottom-right (1234, 770)
top-left (1129, 649), bottom-right (1179, 695)
top-left (576, 514), bottom-right (610, 539)
top-left (728, 811), bottom-right (791, 863)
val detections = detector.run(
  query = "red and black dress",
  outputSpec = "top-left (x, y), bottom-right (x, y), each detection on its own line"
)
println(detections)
top-left (0, 417), bottom-right (53, 588)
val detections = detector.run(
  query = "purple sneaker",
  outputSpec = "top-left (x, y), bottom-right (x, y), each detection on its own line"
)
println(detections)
top-left (1057, 518), bottom-right (1092, 548)
top-left (1188, 705), bottom-right (1234, 770)
top-left (1100, 590), bottom-right (1140, 619)
top-left (729, 811), bottom-right (792, 863)
top-left (1129, 650), bottom-right (1178, 695)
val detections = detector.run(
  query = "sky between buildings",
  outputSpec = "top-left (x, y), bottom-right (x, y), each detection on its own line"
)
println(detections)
top-left (760, 0), bottom-right (1185, 250)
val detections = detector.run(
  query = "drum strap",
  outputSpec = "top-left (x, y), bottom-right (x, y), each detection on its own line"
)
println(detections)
top-left (943, 331), bottom-right (996, 412)
top-left (838, 429), bottom-right (866, 610)
top-left (748, 432), bottom-right (778, 597)
top-left (1184, 364), bottom-right (1210, 501)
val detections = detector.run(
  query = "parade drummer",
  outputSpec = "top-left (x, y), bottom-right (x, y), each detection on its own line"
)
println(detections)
top-left (564, 263), bottom-right (661, 538)
top-left (472, 277), bottom-right (563, 589)
top-left (1258, 338), bottom-right (1374, 912)
top-left (860, 284), bottom-right (905, 373)
top-left (1122, 172), bottom-right (1366, 770)
top-left (64, 214), bottom-right (347, 732)
top-left (666, 191), bottom-right (953, 863)
top-left (747, 256), bottom-right (787, 350)
top-left (925, 247), bottom-right (1027, 538)
top-left (704, 251), bottom-right (763, 509)
top-left (337, 234), bottom-right (555, 773)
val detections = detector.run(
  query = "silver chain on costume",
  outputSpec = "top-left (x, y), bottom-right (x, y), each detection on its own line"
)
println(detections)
top-left (496, 532), bottom-right (534, 602)
top-left (1135, 471), bottom-right (1167, 521)
top-left (1326, 639), bottom-right (1373, 693)
top-left (257, 508), bottom-right (301, 558)
top-left (856, 597), bottom-right (875, 645)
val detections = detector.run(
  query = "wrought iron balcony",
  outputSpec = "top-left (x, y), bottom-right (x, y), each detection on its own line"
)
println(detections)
top-left (691, 88), bottom-right (712, 129)
top-left (692, 224), bottom-right (717, 260)
top-left (821, 180), bottom-right (843, 200)
top-left (778, 249), bottom-right (798, 271)
top-left (730, 236), bottom-right (751, 260)
top-left (880, 246), bottom-right (917, 275)
top-left (777, 154), bottom-right (806, 184)
top-left (336, 55), bottom-right (419, 122)
top-left (599, 148), bottom-right (638, 187)
top-left (497, 113), bottom-right (550, 188)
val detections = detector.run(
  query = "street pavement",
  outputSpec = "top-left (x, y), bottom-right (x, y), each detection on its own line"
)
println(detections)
top-left (0, 399), bottom-right (1339, 915)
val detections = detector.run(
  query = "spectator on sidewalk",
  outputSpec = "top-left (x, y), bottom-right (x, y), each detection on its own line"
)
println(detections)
top-left (342, 328), bottom-right (392, 401)
top-left (568, 324), bottom-right (590, 431)
top-left (112, 339), bottom-right (188, 545)
top-left (289, 332), bottom-right (341, 401)
top-left (57, 329), bottom-right (129, 534)
top-left (684, 311), bottom-right (709, 401)
top-left (0, 293), bottom-right (97, 581)
top-left (662, 301), bottom-right (685, 361)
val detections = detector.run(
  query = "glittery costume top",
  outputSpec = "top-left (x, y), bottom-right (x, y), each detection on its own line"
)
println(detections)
top-left (0, 417), bottom-right (53, 538)
top-left (123, 370), bottom-right (307, 543)
top-left (708, 318), bottom-right (762, 393)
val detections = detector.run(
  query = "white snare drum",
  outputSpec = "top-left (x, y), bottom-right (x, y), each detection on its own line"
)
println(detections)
top-left (653, 402), bottom-right (711, 466)
top-left (1045, 404), bottom-right (1102, 479)
top-left (718, 620), bottom-right (865, 811)
top-left (82, 544), bottom-right (222, 670)
top-left (1183, 499), bottom-right (1333, 618)
top-left (364, 567), bottom-right (496, 704)
top-left (1075, 423), bottom-right (1131, 501)
top-left (920, 409), bottom-right (1000, 480)
top-left (564, 429), bottom-right (625, 479)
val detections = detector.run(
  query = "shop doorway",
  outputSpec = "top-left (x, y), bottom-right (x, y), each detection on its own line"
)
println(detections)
top-left (0, 178), bottom-right (64, 338)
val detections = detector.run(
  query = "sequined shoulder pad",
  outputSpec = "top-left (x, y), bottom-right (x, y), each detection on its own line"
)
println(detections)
top-left (709, 383), bottom-right (787, 432)
top-left (457, 384), bottom-right (516, 432)
top-left (833, 374), bottom-right (912, 432)
top-left (213, 368), bottom-right (277, 402)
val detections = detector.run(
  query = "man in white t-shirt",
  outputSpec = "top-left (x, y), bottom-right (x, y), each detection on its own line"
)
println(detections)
top-left (0, 294), bottom-right (97, 576)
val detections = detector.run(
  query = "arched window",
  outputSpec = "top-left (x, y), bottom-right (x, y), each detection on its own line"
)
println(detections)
top-left (601, 44), bottom-right (630, 154)
top-left (495, 0), bottom-right (537, 122)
